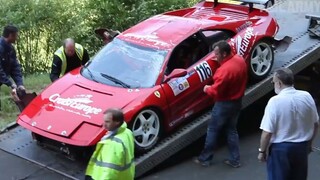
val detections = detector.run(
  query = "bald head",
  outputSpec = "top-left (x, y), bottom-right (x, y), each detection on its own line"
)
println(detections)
top-left (63, 38), bottom-right (76, 57)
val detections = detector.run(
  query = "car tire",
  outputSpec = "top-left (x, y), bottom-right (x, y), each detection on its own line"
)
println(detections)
top-left (249, 40), bottom-right (274, 81)
top-left (130, 108), bottom-right (162, 154)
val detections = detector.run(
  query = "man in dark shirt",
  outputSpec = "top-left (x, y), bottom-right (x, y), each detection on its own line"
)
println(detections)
top-left (50, 38), bottom-right (90, 82)
top-left (194, 40), bottom-right (248, 168)
top-left (0, 25), bottom-right (25, 106)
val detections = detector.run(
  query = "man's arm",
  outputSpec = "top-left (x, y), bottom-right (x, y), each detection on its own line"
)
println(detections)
top-left (50, 55), bottom-right (62, 82)
top-left (258, 99), bottom-right (276, 162)
top-left (309, 122), bottom-right (319, 152)
top-left (204, 69), bottom-right (225, 98)
top-left (82, 49), bottom-right (90, 65)
top-left (10, 50), bottom-right (23, 87)
top-left (308, 96), bottom-right (319, 152)
top-left (258, 130), bottom-right (272, 161)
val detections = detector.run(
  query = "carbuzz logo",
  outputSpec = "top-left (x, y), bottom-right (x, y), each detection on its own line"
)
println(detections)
top-left (232, 27), bottom-right (255, 56)
top-left (49, 94), bottom-right (102, 115)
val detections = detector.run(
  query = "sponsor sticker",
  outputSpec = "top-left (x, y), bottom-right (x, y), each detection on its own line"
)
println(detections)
top-left (168, 76), bottom-right (190, 96)
top-left (231, 27), bottom-right (255, 56)
top-left (236, 21), bottom-right (253, 32)
top-left (194, 61), bottom-right (212, 82)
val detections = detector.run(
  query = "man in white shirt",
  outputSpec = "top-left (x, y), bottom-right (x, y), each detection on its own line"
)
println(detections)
top-left (258, 68), bottom-right (319, 180)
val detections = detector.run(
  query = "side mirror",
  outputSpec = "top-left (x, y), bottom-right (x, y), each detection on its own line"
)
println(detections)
top-left (164, 69), bottom-right (188, 82)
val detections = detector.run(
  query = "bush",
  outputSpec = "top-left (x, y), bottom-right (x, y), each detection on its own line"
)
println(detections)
top-left (0, 0), bottom-right (198, 74)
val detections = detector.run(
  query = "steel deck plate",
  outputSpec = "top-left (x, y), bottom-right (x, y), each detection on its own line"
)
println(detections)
top-left (0, 126), bottom-right (85, 179)
top-left (1, 0), bottom-right (320, 179)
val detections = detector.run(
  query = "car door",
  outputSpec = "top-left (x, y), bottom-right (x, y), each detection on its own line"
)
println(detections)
top-left (161, 51), bottom-right (218, 128)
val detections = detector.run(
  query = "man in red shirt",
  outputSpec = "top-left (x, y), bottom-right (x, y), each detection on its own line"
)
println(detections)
top-left (194, 40), bottom-right (248, 168)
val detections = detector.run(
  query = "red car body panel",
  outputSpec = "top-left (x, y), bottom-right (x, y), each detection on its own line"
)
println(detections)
top-left (17, 1), bottom-right (280, 147)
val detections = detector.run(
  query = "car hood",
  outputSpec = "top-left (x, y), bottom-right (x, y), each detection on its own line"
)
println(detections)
top-left (18, 72), bottom-right (150, 138)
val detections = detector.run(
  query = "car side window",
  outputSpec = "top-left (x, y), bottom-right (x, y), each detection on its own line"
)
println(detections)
top-left (165, 34), bottom-right (210, 75)
top-left (201, 30), bottom-right (233, 51)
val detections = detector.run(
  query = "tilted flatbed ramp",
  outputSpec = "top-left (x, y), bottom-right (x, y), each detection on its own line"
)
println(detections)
top-left (1, 0), bottom-right (320, 179)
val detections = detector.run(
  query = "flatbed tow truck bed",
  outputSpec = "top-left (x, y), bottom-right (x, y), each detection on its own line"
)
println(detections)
top-left (1, 0), bottom-right (320, 179)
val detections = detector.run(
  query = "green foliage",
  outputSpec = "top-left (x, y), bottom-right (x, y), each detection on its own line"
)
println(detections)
top-left (0, 0), bottom-right (198, 74)
top-left (0, 73), bottom-right (50, 129)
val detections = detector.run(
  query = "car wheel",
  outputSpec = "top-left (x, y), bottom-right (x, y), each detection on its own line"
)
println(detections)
top-left (264, 0), bottom-right (274, 8)
top-left (249, 40), bottom-right (274, 81)
top-left (131, 109), bottom-right (161, 153)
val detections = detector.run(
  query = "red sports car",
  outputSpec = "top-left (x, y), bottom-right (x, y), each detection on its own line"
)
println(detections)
top-left (17, 0), bottom-right (290, 154)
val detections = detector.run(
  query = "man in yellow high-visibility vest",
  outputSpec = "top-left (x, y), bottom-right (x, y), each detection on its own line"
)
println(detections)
top-left (50, 38), bottom-right (90, 82)
top-left (85, 108), bottom-right (135, 180)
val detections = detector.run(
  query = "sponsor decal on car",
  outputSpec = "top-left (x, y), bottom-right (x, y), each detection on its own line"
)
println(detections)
top-left (123, 33), bottom-right (171, 48)
top-left (194, 61), bottom-right (212, 82)
top-left (168, 76), bottom-right (190, 96)
top-left (169, 110), bottom-right (194, 127)
top-left (231, 27), bottom-right (255, 56)
top-left (236, 21), bottom-right (253, 32)
top-left (48, 94), bottom-right (102, 118)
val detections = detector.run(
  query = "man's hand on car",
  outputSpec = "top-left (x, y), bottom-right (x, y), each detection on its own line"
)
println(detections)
top-left (11, 86), bottom-right (20, 102)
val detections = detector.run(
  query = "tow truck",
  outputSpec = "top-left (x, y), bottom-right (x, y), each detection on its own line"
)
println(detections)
top-left (0, 0), bottom-right (320, 179)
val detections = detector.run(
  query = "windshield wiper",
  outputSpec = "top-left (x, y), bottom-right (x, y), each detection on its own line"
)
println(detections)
top-left (100, 73), bottom-right (131, 88)
top-left (85, 67), bottom-right (98, 83)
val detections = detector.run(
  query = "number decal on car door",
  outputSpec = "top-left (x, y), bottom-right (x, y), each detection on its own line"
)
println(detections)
top-left (194, 61), bottom-right (212, 82)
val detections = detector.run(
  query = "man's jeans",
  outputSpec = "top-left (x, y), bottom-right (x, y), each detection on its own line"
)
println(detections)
top-left (198, 99), bottom-right (242, 165)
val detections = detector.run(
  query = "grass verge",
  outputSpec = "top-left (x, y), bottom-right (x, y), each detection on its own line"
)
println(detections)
top-left (0, 73), bottom-right (50, 129)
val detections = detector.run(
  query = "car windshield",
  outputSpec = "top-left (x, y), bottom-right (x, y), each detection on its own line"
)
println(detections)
top-left (81, 39), bottom-right (168, 88)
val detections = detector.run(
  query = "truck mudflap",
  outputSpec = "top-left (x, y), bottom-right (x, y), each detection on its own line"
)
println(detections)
top-left (273, 35), bottom-right (292, 52)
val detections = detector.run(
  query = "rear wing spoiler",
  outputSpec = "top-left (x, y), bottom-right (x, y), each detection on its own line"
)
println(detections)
top-left (305, 14), bottom-right (320, 38)
top-left (205, 0), bottom-right (269, 12)
top-left (238, 0), bottom-right (269, 5)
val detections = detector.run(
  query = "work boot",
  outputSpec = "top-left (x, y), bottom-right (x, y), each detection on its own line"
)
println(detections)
top-left (193, 157), bottom-right (211, 167)
top-left (223, 159), bottom-right (241, 168)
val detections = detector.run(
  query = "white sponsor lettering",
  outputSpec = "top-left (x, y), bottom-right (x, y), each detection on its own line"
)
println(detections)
top-left (235, 27), bottom-right (255, 56)
top-left (123, 33), bottom-right (170, 48)
top-left (49, 94), bottom-right (102, 116)
top-left (236, 21), bottom-right (252, 32)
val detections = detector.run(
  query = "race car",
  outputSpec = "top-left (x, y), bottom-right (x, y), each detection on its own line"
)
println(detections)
top-left (17, 0), bottom-right (290, 155)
